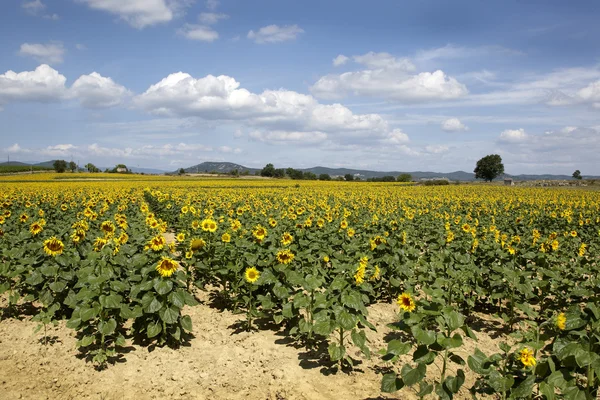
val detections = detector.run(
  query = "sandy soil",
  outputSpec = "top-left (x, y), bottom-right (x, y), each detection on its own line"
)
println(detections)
top-left (0, 289), bottom-right (506, 400)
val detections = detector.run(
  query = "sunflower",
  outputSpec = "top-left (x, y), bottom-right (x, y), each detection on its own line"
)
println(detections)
top-left (43, 236), bottom-right (64, 257)
top-left (93, 237), bottom-right (108, 252)
top-left (244, 267), bottom-right (260, 283)
top-left (201, 218), bottom-right (218, 232)
top-left (269, 218), bottom-right (277, 228)
top-left (397, 292), bottom-right (416, 312)
top-left (578, 243), bottom-right (587, 257)
top-left (117, 231), bottom-right (129, 245)
top-left (222, 232), bottom-right (231, 243)
top-left (176, 232), bottom-right (185, 242)
top-left (231, 219), bottom-right (242, 231)
top-left (147, 234), bottom-right (166, 251)
top-left (519, 348), bottom-right (536, 368)
top-left (30, 221), bottom-right (43, 236)
top-left (190, 238), bottom-right (206, 252)
top-left (191, 220), bottom-right (200, 230)
top-left (570, 230), bottom-right (577, 237)
top-left (555, 312), bottom-right (566, 330)
top-left (281, 232), bottom-right (293, 246)
top-left (276, 249), bottom-right (295, 264)
top-left (19, 213), bottom-right (28, 223)
top-left (252, 225), bottom-right (267, 241)
top-left (100, 221), bottom-right (116, 237)
top-left (340, 220), bottom-right (348, 229)
top-left (461, 223), bottom-right (470, 233)
top-left (71, 229), bottom-right (86, 244)
top-left (323, 255), bottom-right (330, 263)
top-left (446, 231), bottom-right (455, 243)
top-left (347, 228), bottom-right (355, 238)
top-left (369, 265), bottom-right (381, 281)
top-left (156, 257), bottom-right (179, 278)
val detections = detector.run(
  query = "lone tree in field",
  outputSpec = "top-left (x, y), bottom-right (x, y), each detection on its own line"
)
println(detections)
top-left (572, 170), bottom-right (582, 180)
top-left (260, 163), bottom-right (275, 177)
top-left (68, 161), bottom-right (77, 173)
top-left (474, 154), bottom-right (504, 182)
top-left (53, 159), bottom-right (67, 173)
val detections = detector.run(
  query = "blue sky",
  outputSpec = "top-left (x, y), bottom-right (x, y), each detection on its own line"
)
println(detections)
top-left (1, 0), bottom-right (599, 174)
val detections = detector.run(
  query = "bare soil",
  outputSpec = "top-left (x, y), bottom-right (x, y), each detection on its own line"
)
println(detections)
top-left (0, 290), bottom-right (506, 400)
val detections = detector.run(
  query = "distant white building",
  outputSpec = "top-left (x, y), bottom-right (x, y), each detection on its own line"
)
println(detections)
top-left (116, 167), bottom-right (127, 173)
top-left (504, 178), bottom-right (514, 186)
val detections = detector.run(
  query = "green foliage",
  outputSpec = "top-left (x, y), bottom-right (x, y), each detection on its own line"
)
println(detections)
top-left (397, 173), bottom-right (412, 182)
top-left (53, 160), bottom-right (67, 173)
top-left (573, 170), bottom-right (582, 180)
top-left (474, 154), bottom-right (505, 182)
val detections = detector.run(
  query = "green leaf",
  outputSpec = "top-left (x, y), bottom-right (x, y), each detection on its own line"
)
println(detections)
top-left (444, 369), bottom-right (465, 393)
top-left (413, 345), bottom-right (436, 364)
top-left (445, 311), bottom-right (464, 331)
top-left (412, 327), bottom-right (436, 345)
top-left (538, 382), bottom-right (555, 400)
top-left (181, 315), bottom-right (193, 332)
top-left (99, 318), bottom-right (117, 335)
top-left (100, 294), bottom-right (123, 309)
top-left (511, 374), bottom-right (535, 398)
top-left (80, 306), bottom-right (99, 322)
top-left (386, 339), bottom-right (411, 356)
top-left (313, 317), bottom-right (333, 336)
top-left (169, 290), bottom-right (186, 309)
top-left (78, 335), bottom-right (95, 347)
top-left (159, 306), bottom-right (180, 324)
top-left (293, 293), bottom-right (310, 309)
top-left (341, 290), bottom-right (363, 311)
top-left (154, 279), bottom-right (173, 295)
top-left (487, 369), bottom-right (514, 393)
top-left (147, 321), bottom-right (162, 338)
top-left (328, 342), bottom-right (344, 361)
top-left (351, 329), bottom-right (370, 357)
top-left (147, 297), bottom-right (163, 313)
top-left (401, 363), bottom-right (426, 386)
top-left (49, 281), bottom-right (67, 293)
top-left (337, 310), bottom-right (357, 331)
top-left (381, 373), bottom-right (404, 393)
top-left (282, 302), bottom-right (294, 318)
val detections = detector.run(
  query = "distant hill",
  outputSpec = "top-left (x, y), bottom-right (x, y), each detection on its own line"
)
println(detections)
top-left (181, 162), bottom-right (259, 174)
top-left (0, 161), bottom-right (32, 167)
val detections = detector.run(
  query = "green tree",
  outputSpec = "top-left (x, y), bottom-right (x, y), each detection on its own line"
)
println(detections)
top-left (572, 170), bottom-right (582, 180)
top-left (179, 168), bottom-right (186, 175)
top-left (85, 163), bottom-right (99, 173)
top-left (319, 173), bottom-right (331, 181)
top-left (273, 168), bottom-right (285, 178)
top-left (68, 161), bottom-right (77, 173)
top-left (344, 173), bottom-right (354, 181)
top-left (260, 163), bottom-right (275, 177)
top-left (53, 160), bottom-right (67, 173)
top-left (474, 154), bottom-right (504, 182)
top-left (397, 173), bottom-right (412, 182)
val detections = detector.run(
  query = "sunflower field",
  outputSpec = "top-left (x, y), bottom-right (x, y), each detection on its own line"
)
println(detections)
top-left (0, 176), bottom-right (599, 399)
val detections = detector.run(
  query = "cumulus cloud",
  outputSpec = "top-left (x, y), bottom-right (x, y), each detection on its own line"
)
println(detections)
top-left (70, 72), bottom-right (131, 108)
top-left (198, 12), bottom-right (228, 24)
top-left (0, 65), bottom-right (129, 109)
top-left (499, 128), bottom-right (528, 143)
top-left (178, 24), bottom-right (219, 42)
top-left (441, 118), bottom-right (468, 132)
top-left (424, 145), bottom-right (450, 154)
top-left (332, 55), bottom-right (349, 67)
top-left (133, 71), bottom-right (409, 147)
top-left (247, 25), bottom-right (304, 44)
top-left (311, 51), bottom-right (467, 102)
top-left (22, 0), bottom-right (45, 14)
top-left (19, 42), bottom-right (65, 64)
top-left (77, 0), bottom-right (190, 28)
top-left (205, 0), bottom-right (219, 10)
top-left (0, 64), bottom-right (68, 105)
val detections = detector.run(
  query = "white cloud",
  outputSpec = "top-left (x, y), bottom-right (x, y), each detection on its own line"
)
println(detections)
top-left (218, 146), bottom-right (242, 154)
top-left (249, 130), bottom-right (328, 144)
top-left (70, 72), bottom-right (130, 108)
top-left (247, 25), bottom-right (304, 44)
top-left (312, 69), bottom-right (468, 102)
top-left (441, 118), bottom-right (468, 132)
top-left (415, 44), bottom-right (522, 63)
top-left (424, 145), bottom-right (450, 154)
top-left (178, 24), bottom-right (219, 42)
top-left (5, 143), bottom-right (29, 153)
top-left (22, 0), bottom-right (45, 14)
top-left (133, 71), bottom-right (406, 147)
top-left (44, 13), bottom-right (59, 20)
top-left (382, 128), bottom-right (410, 145)
top-left (42, 144), bottom-right (78, 157)
top-left (206, 0), bottom-right (219, 10)
top-left (332, 55), bottom-right (349, 67)
top-left (576, 80), bottom-right (600, 108)
top-left (0, 64), bottom-right (68, 105)
top-left (19, 42), bottom-right (65, 64)
top-left (77, 0), bottom-right (189, 28)
top-left (353, 52), bottom-right (415, 71)
top-left (76, 44), bottom-right (87, 51)
top-left (499, 128), bottom-right (528, 143)
top-left (198, 12), bottom-right (228, 25)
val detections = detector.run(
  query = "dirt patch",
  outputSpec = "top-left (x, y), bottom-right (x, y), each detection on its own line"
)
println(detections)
top-left (0, 292), bottom-right (503, 400)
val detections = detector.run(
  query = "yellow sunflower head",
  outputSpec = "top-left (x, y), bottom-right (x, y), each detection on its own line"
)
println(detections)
top-left (397, 292), bottom-right (416, 313)
top-left (156, 257), bottom-right (179, 278)
top-left (244, 267), bottom-right (260, 283)
top-left (276, 249), bottom-right (295, 264)
top-left (43, 236), bottom-right (65, 257)
top-left (519, 348), bottom-right (536, 368)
